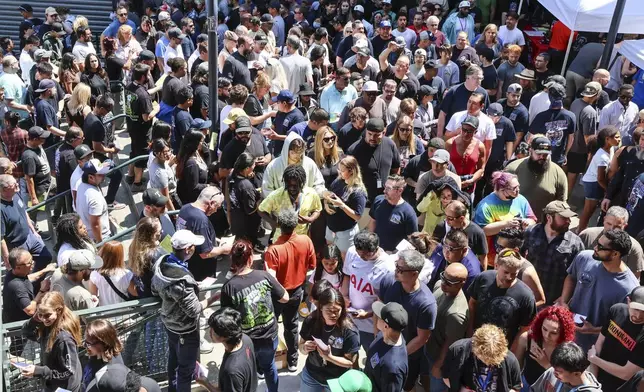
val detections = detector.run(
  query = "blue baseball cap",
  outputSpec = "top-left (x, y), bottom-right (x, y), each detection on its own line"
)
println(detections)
top-left (272, 90), bottom-right (296, 104)
top-left (191, 118), bottom-right (212, 130)
top-left (379, 20), bottom-right (392, 28)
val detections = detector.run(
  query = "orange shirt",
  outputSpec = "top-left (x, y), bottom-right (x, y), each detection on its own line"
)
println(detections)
top-left (264, 233), bottom-right (316, 290)
top-left (549, 21), bottom-right (578, 51)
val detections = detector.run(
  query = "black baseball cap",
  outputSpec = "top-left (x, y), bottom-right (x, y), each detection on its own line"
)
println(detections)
top-left (234, 116), bottom-right (252, 133)
top-left (28, 126), bottom-right (50, 140)
top-left (142, 188), bottom-right (168, 207)
top-left (366, 118), bottom-right (385, 132)
top-left (531, 136), bottom-right (551, 154)
top-left (139, 50), bottom-right (155, 61)
top-left (74, 144), bottom-right (93, 160)
top-left (372, 301), bottom-right (408, 332)
top-left (18, 4), bottom-right (33, 12)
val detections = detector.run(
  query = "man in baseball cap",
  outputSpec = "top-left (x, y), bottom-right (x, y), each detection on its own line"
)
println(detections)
top-left (543, 200), bottom-right (577, 219)
top-left (52, 249), bottom-right (102, 310)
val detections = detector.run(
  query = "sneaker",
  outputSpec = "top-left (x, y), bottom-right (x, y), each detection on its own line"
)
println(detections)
top-left (125, 175), bottom-right (135, 185)
top-left (298, 303), bottom-right (310, 318)
top-left (200, 338), bottom-right (214, 354)
top-left (287, 362), bottom-right (297, 372)
top-left (257, 371), bottom-right (265, 380)
top-left (253, 242), bottom-right (266, 253)
top-left (108, 202), bottom-right (127, 211)
top-left (130, 183), bottom-right (146, 193)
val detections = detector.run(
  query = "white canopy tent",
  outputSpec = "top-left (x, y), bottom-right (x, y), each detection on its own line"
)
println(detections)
top-left (619, 39), bottom-right (644, 71)
top-left (533, 0), bottom-right (644, 74)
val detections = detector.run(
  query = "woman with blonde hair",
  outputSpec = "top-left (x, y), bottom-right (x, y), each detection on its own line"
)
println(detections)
top-left (324, 155), bottom-right (367, 258)
top-left (129, 217), bottom-right (165, 298)
top-left (82, 319), bottom-right (124, 387)
top-left (88, 241), bottom-right (135, 305)
top-left (218, 30), bottom-right (238, 72)
top-left (264, 58), bottom-right (288, 96)
top-left (20, 291), bottom-right (82, 392)
top-left (116, 24), bottom-right (142, 61)
top-left (391, 115), bottom-right (425, 170)
top-left (475, 24), bottom-right (503, 58)
top-left (64, 83), bottom-right (92, 128)
top-left (442, 324), bottom-right (522, 392)
top-left (244, 71), bottom-right (274, 127)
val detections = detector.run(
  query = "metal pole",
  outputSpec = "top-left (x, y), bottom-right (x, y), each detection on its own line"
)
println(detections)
top-left (518, 0), bottom-right (523, 15)
top-left (600, 0), bottom-right (628, 69)
top-left (207, 0), bottom-right (219, 148)
top-left (560, 31), bottom-right (575, 76)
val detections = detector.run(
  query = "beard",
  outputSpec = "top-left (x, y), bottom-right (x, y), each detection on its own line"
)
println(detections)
top-left (527, 157), bottom-right (549, 174)
top-left (551, 220), bottom-right (570, 234)
top-left (592, 251), bottom-right (609, 262)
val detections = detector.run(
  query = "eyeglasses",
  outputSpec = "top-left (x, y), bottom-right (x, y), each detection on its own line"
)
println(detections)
top-left (323, 136), bottom-right (336, 143)
top-left (16, 260), bottom-right (34, 267)
top-left (398, 126), bottom-right (412, 133)
top-left (595, 243), bottom-right (613, 252)
top-left (440, 271), bottom-right (464, 286)
top-left (118, 13), bottom-right (128, 16)
top-left (395, 265), bottom-right (418, 274)
top-left (442, 241), bottom-right (464, 252)
top-left (505, 185), bottom-right (520, 192)
top-left (83, 340), bottom-right (101, 348)
top-left (384, 185), bottom-right (402, 191)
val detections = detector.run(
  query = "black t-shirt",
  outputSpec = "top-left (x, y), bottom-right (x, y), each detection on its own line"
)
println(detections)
top-left (191, 58), bottom-right (205, 79)
top-left (347, 138), bottom-right (401, 202)
top-left (190, 83), bottom-right (209, 120)
top-left (441, 84), bottom-right (490, 124)
top-left (300, 315), bottom-right (360, 384)
top-left (337, 122), bottom-right (364, 152)
top-left (433, 221), bottom-right (489, 257)
top-left (381, 65), bottom-right (420, 101)
top-left (498, 99), bottom-right (529, 136)
top-left (489, 116), bottom-right (517, 164)
top-left (176, 204), bottom-right (216, 281)
top-left (243, 94), bottom-right (264, 118)
top-left (617, 370), bottom-right (644, 392)
top-left (161, 75), bottom-right (185, 107)
top-left (2, 271), bottom-right (34, 323)
top-left (221, 133), bottom-right (268, 187)
top-left (442, 338), bottom-right (522, 392)
top-left (83, 113), bottom-right (108, 160)
top-left (326, 178), bottom-right (367, 232)
top-left (222, 52), bottom-right (254, 91)
top-left (535, 69), bottom-right (555, 91)
top-left (349, 62), bottom-right (379, 83)
top-left (369, 195), bottom-right (419, 252)
top-left (529, 108), bottom-right (575, 165)
top-left (481, 64), bottom-right (498, 91)
top-left (364, 333), bottom-right (409, 392)
top-left (220, 270), bottom-right (286, 341)
top-left (105, 55), bottom-right (126, 82)
top-left (22, 146), bottom-right (51, 195)
top-left (126, 82), bottom-right (154, 131)
top-left (371, 35), bottom-right (393, 59)
top-left (56, 143), bottom-right (77, 192)
top-left (403, 153), bottom-right (431, 183)
top-left (219, 334), bottom-right (258, 392)
top-left (230, 175), bottom-right (261, 217)
top-left (468, 270), bottom-right (536, 345)
top-left (598, 303), bottom-right (644, 392)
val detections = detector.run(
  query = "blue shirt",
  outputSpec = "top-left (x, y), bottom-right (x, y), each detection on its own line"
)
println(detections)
top-left (287, 121), bottom-right (316, 151)
top-left (369, 195), bottom-right (418, 252)
top-left (379, 274), bottom-right (437, 357)
top-left (272, 109), bottom-right (306, 156)
top-left (633, 69), bottom-right (644, 110)
top-left (155, 35), bottom-right (170, 58)
top-left (428, 245), bottom-right (481, 294)
top-left (326, 178), bottom-right (367, 232)
top-left (103, 19), bottom-right (137, 38)
top-left (365, 332), bottom-right (409, 392)
top-left (568, 250), bottom-right (639, 351)
top-left (0, 194), bottom-right (30, 247)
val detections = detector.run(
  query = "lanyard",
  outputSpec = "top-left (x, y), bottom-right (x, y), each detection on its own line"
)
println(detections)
top-left (477, 369), bottom-right (493, 392)
top-left (459, 17), bottom-right (468, 33)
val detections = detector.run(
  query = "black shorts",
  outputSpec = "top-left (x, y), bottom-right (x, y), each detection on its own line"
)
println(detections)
top-left (129, 129), bottom-right (150, 168)
top-left (567, 151), bottom-right (588, 174)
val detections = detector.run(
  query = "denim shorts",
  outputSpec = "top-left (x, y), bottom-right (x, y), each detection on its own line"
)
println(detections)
top-left (582, 181), bottom-right (605, 201)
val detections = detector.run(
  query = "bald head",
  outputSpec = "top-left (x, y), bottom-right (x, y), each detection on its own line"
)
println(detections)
top-left (593, 68), bottom-right (610, 86)
top-left (445, 262), bottom-right (468, 281)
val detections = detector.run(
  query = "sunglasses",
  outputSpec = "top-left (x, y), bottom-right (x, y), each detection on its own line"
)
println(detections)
top-left (463, 128), bottom-right (476, 134)
top-left (440, 271), bottom-right (464, 286)
top-left (498, 248), bottom-right (521, 258)
top-left (323, 136), bottom-right (336, 143)
top-left (398, 126), bottom-right (412, 133)
top-left (443, 242), bottom-right (464, 252)
top-left (118, 13), bottom-right (128, 16)
top-left (395, 265), bottom-right (418, 274)
top-left (237, 131), bottom-right (251, 136)
top-left (595, 243), bottom-right (613, 252)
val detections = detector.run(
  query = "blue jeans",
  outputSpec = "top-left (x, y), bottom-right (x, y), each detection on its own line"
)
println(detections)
top-left (254, 336), bottom-right (279, 392)
top-left (300, 366), bottom-right (330, 392)
top-left (166, 328), bottom-right (200, 392)
top-left (426, 356), bottom-right (448, 392)
top-left (359, 330), bottom-right (375, 353)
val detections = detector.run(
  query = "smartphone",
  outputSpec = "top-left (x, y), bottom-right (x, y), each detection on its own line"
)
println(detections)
top-left (11, 362), bottom-right (30, 369)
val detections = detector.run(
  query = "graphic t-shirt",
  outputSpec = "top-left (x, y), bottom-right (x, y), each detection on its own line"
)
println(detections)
top-left (220, 270), bottom-right (286, 341)
top-left (342, 247), bottom-right (396, 332)
top-left (473, 193), bottom-right (536, 265)
top-left (625, 173), bottom-right (644, 238)
top-left (529, 108), bottom-right (576, 165)
top-left (364, 333), bottom-right (409, 392)
top-left (369, 195), bottom-right (418, 252)
top-left (598, 303), bottom-right (644, 391)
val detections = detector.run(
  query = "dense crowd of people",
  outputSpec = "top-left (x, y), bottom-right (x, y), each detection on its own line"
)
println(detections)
top-left (2, 0), bottom-right (644, 391)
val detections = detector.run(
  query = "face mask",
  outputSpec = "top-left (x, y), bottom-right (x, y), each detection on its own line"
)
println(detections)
top-left (313, 21), bottom-right (321, 28)
top-left (549, 98), bottom-right (563, 109)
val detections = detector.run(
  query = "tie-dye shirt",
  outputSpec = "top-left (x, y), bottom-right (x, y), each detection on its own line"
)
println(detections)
top-left (473, 192), bottom-right (537, 266)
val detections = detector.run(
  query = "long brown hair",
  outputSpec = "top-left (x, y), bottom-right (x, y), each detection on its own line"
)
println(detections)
top-left (129, 217), bottom-right (161, 277)
top-left (98, 241), bottom-right (126, 274)
top-left (310, 287), bottom-right (354, 337)
top-left (391, 115), bottom-right (417, 155)
top-left (313, 126), bottom-right (341, 168)
top-left (37, 292), bottom-right (82, 351)
top-left (85, 319), bottom-right (123, 362)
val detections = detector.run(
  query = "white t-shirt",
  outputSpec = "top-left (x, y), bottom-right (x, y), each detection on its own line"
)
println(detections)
top-left (163, 44), bottom-right (184, 74)
top-left (72, 41), bottom-right (97, 62)
top-left (76, 182), bottom-right (110, 241)
top-left (446, 110), bottom-right (497, 141)
top-left (70, 166), bottom-right (83, 211)
top-left (308, 268), bottom-right (341, 289)
top-left (498, 26), bottom-right (526, 46)
top-left (57, 242), bottom-right (94, 266)
top-left (342, 246), bottom-right (395, 332)
top-left (582, 148), bottom-right (612, 183)
top-left (90, 268), bottom-right (134, 306)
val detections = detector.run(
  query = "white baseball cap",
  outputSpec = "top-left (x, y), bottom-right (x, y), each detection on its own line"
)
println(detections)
top-left (171, 230), bottom-right (205, 249)
top-left (363, 81), bottom-right (379, 92)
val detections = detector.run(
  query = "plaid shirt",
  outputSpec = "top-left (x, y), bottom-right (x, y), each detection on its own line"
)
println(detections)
top-left (522, 223), bottom-right (585, 305)
top-left (0, 126), bottom-right (28, 178)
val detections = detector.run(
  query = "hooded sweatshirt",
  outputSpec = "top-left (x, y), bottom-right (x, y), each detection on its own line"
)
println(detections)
top-left (42, 32), bottom-right (64, 66)
top-left (530, 367), bottom-right (602, 392)
top-left (22, 317), bottom-right (82, 392)
top-left (151, 253), bottom-right (202, 334)
top-left (262, 132), bottom-right (326, 197)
